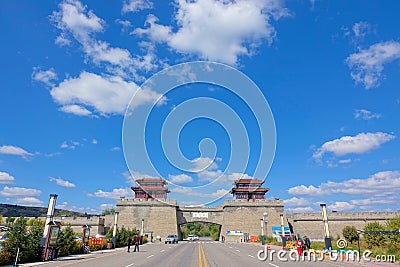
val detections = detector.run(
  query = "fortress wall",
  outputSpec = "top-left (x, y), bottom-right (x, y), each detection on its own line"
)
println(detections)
top-left (287, 212), bottom-right (400, 240)
top-left (221, 200), bottom-right (286, 242)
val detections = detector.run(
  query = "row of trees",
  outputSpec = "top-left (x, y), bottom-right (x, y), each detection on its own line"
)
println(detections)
top-left (180, 222), bottom-right (220, 241)
top-left (342, 217), bottom-right (400, 249)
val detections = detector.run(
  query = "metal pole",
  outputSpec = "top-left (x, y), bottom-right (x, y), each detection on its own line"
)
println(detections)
top-left (320, 204), bottom-right (332, 249)
top-left (280, 214), bottom-right (286, 247)
top-left (43, 194), bottom-right (58, 238)
top-left (112, 211), bottom-right (119, 248)
top-left (260, 219), bottom-right (264, 245)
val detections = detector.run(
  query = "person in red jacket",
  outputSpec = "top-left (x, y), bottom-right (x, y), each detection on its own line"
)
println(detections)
top-left (133, 234), bottom-right (140, 252)
top-left (295, 238), bottom-right (303, 256)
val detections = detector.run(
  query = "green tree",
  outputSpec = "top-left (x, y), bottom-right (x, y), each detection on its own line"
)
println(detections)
top-left (58, 225), bottom-right (80, 256)
top-left (23, 219), bottom-right (43, 262)
top-left (100, 208), bottom-right (115, 216)
top-left (4, 217), bottom-right (28, 264)
top-left (385, 216), bottom-right (400, 248)
top-left (342, 226), bottom-right (359, 244)
top-left (364, 222), bottom-right (385, 248)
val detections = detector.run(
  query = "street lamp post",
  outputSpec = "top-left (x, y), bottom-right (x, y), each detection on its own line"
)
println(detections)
top-left (320, 203), bottom-right (332, 250)
top-left (280, 214), bottom-right (286, 248)
top-left (112, 211), bottom-right (119, 248)
top-left (260, 218), bottom-right (264, 245)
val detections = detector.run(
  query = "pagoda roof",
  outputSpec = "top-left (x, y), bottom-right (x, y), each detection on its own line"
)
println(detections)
top-left (233, 178), bottom-right (264, 185)
top-left (131, 186), bottom-right (170, 192)
top-left (135, 177), bottom-right (168, 184)
top-left (230, 187), bottom-right (269, 193)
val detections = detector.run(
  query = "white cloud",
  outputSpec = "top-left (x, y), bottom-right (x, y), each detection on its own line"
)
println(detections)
top-left (92, 139), bottom-right (98, 144)
top-left (0, 172), bottom-right (15, 184)
top-left (346, 41), bottom-right (400, 89)
top-left (100, 203), bottom-right (115, 209)
top-left (286, 206), bottom-right (314, 213)
top-left (313, 132), bottom-right (395, 161)
top-left (288, 171), bottom-right (400, 197)
top-left (0, 186), bottom-right (41, 197)
top-left (190, 157), bottom-right (219, 172)
top-left (32, 67), bottom-right (58, 87)
top-left (13, 197), bottom-right (44, 206)
top-left (328, 202), bottom-right (355, 211)
top-left (51, 0), bottom-right (158, 78)
top-left (354, 109), bottom-right (381, 120)
top-left (0, 145), bottom-right (34, 158)
top-left (283, 197), bottom-right (311, 207)
top-left (122, 0), bottom-right (153, 13)
top-left (60, 104), bottom-right (92, 116)
top-left (51, 71), bottom-right (163, 116)
top-left (60, 140), bottom-right (81, 149)
top-left (352, 21), bottom-right (370, 39)
top-left (168, 174), bottom-right (193, 184)
top-left (133, 0), bottom-right (289, 65)
top-left (50, 177), bottom-right (76, 188)
top-left (93, 188), bottom-right (133, 199)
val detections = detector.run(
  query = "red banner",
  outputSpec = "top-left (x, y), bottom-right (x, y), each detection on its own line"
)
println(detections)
top-left (89, 237), bottom-right (104, 246)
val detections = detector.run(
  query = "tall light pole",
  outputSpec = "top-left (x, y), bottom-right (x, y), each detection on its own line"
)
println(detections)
top-left (263, 212), bottom-right (268, 240)
top-left (112, 211), bottom-right (119, 248)
top-left (260, 218), bottom-right (264, 245)
top-left (280, 214), bottom-right (286, 247)
top-left (320, 203), bottom-right (332, 249)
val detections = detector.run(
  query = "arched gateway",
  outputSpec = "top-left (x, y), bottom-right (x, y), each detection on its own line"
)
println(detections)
top-left (117, 178), bottom-right (287, 242)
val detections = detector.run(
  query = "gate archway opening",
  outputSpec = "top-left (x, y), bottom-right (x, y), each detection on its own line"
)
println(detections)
top-left (179, 222), bottom-right (222, 241)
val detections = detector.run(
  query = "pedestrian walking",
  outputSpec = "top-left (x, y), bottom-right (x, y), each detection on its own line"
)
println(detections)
top-left (133, 234), bottom-right (140, 252)
top-left (295, 238), bottom-right (303, 256)
top-left (304, 235), bottom-right (311, 250)
top-left (127, 236), bottom-right (132, 252)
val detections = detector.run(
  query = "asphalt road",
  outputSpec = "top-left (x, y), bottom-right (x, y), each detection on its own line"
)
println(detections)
top-left (21, 242), bottom-right (375, 267)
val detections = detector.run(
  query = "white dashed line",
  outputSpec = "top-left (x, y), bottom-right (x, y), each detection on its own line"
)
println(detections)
top-left (125, 263), bottom-right (134, 267)
top-left (236, 249), bottom-right (240, 252)
top-left (268, 263), bottom-right (279, 267)
top-left (147, 255), bottom-right (154, 259)
top-left (247, 255), bottom-right (254, 258)
top-left (229, 246), bottom-right (233, 249)
top-left (160, 249), bottom-right (165, 252)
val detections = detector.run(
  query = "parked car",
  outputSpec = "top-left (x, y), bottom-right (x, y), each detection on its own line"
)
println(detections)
top-left (193, 235), bottom-right (199, 241)
top-left (188, 235), bottom-right (194, 241)
top-left (165, 234), bottom-right (178, 244)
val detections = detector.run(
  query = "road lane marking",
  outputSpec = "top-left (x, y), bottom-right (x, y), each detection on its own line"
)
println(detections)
top-left (160, 249), bottom-right (165, 252)
top-left (147, 254), bottom-right (154, 259)
top-left (268, 263), bottom-right (279, 267)
top-left (55, 250), bottom-right (124, 267)
top-left (236, 249), bottom-right (240, 252)
top-left (125, 264), bottom-right (135, 267)
top-left (247, 255), bottom-right (254, 258)
top-left (200, 242), bottom-right (208, 267)
top-left (229, 246), bottom-right (232, 248)
top-left (198, 243), bottom-right (203, 267)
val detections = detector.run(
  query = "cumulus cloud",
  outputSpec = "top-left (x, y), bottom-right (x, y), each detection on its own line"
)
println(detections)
top-left (133, 0), bottom-right (289, 65)
top-left (0, 172), bottom-right (15, 184)
top-left (0, 186), bottom-right (41, 197)
top-left (168, 174), bottom-right (193, 184)
top-left (190, 157), bottom-right (220, 172)
top-left (313, 132), bottom-right (395, 161)
top-left (51, 0), bottom-right (158, 78)
top-left (354, 109), bottom-right (381, 120)
top-left (346, 41), bottom-right (400, 89)
top-left (60, 105), bottom-right (92, 116)
top-left (93, 188), bottom-right (133, 199)
top-left (0, 145), bottom-right (34, 158)
top-left (13, 197), bottom-right (44, 206)
top-left (288, 171), bottom-right (400, 197)
top-left (122, 0), bottom-right (153, 13)
top-left (328, 202), bottom-right (355, 211)
top-left (283, 197), bottom-right (311, 207)
top-left (50, 177), bottom-right (76, 188)
top-left (60, 140), bottom-right (82, 149)
top-left (51, 71), bottom-right (164, 116)
top-left (286, 206), bottom-right (314, 213)
top-left (32, 67), bottom-right (58, 87)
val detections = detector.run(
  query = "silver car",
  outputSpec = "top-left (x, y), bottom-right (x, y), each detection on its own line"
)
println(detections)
top-left (165, 234), bottom-right (178, 244)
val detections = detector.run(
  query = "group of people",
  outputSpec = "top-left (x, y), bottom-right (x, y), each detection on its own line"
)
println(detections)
top-left (295, 235), bottom-right (311, 256)
top-left (127, 234), bottom-right (141, 253)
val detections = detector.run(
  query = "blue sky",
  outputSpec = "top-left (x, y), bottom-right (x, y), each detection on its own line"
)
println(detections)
top-left (1, 0), bottom-right (399, 214)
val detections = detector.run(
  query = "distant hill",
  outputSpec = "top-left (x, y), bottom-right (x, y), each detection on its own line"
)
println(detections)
top-left (0, 203), bottom-right (88, 218)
